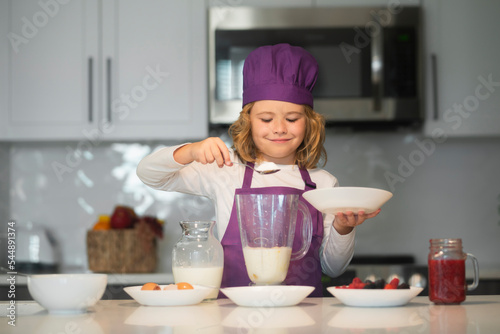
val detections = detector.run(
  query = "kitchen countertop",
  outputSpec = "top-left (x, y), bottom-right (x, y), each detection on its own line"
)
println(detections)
top-left (1, 295), bottom-right (499, 333)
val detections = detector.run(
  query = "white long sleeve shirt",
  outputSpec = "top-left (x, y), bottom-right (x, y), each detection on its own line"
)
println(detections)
top-left (136, 144), bottom-right (355, 278)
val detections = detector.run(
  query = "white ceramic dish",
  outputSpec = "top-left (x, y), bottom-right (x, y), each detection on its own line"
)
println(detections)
top-left (303, 187), bottom-right (393, 215)
top-left (220, 285), bottom-right (314, 307)
top-left (327, 286), bottom-right (424, 307)
top-left (123, 285), bottom-right (212, 306)
top-left (27, 274), bottom-right (107, 314)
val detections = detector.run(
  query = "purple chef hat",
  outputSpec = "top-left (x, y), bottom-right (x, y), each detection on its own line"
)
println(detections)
top-left (242, 43), bottom-right (318, 108)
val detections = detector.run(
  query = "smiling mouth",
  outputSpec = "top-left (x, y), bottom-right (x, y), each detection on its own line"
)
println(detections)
top-left (270, 138), bottom-right (291, 143)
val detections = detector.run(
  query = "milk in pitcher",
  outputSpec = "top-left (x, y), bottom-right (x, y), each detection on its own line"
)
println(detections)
top-left (173, 266), bottom-right (223, 299)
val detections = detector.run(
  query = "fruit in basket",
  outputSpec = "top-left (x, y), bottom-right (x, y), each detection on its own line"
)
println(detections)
top-left (110, 205), bottom-right (138, 229)
top-left (137, 215), bottom-right (164, 239)
top-left (92, 215), bottom-right (111, 230)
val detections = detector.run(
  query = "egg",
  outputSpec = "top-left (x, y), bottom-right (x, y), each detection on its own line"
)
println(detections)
top-left (141, 282), bottom-right (161, 290)
top-left (163, 284), bottom-right (178, 290)
top-left (176, 282), bottom-right (194, 290)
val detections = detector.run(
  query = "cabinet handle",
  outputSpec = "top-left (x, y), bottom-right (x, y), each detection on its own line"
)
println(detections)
top-left (371, 29), bottom-right (383, 112)
top-left (431, 53), bottom-right (439, 121)
top-left (88, 57), bottom-right (93, 123)
top-left (106, 58), bottom-right (112, 123)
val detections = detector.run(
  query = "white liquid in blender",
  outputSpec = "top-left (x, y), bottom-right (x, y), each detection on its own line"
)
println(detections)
top-left (172, 266), bottom-right (223, 299)
top-left (243, 246), bottom-right (292, 284)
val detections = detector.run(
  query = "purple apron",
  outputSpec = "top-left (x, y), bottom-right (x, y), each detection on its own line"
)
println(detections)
top-left (220, 163), bottom-right (324, 297)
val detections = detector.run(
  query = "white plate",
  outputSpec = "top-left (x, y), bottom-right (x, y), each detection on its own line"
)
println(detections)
top-left (327, 286), bottom-right (424, 307)
top-left (303, 187), bottom-right (393, 215)
top-left (220, 285), bottom-right (314, 307)
top-left (123, 285), bottom-right (212, 306)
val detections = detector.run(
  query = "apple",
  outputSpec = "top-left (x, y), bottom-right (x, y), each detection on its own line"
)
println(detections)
top-left (110, 205), bottom-right (138, 229)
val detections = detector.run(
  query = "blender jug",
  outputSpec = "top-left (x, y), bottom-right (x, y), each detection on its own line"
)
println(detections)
top-left (236, 193), bottom-right (312, 285)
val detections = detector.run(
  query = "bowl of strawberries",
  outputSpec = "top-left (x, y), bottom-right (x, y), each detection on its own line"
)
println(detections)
top-left (327, 277), bottom-right (424, 307)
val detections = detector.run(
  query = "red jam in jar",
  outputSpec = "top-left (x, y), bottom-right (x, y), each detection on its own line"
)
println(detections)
top-left (428, 259), bottom-right (466, 304)
top-left (428, 238), bottom-right (479, 305)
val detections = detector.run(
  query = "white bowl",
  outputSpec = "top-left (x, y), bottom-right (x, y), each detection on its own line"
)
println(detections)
top-left (123, 285), bottom-right (212, 306)
top-left (303, 187), bottom-right (393, 215)
top-left (27, 274), bottom-right (107, 314)
top-left (220, 285), bottom-right (314, 307)
top-left (327, 286), bottom-right (424, 307)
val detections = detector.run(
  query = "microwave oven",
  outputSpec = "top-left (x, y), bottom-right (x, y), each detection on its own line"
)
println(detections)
top-left (208, 6), bottom-right (423, 129)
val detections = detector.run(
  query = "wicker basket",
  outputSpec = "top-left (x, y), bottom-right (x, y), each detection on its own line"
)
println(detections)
top-left (86, 228), bottom-right (157, 273)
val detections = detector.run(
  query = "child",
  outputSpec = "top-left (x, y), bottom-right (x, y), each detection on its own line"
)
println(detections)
top-left (136, 43), bottom-right (380, 296)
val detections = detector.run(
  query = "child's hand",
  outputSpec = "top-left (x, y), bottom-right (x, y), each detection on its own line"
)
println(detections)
top-left (174, 137), bottom-right (231, 167)
top-left (333, 209), bottom-right (381, 235)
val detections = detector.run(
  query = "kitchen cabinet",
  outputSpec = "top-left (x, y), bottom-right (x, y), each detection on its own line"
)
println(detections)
top-left (0, 0), bottom-right (99, 140)
top-left (423, 0), bottom-right (500, 137)
top-left (0, 0), bottom-right (207, 141)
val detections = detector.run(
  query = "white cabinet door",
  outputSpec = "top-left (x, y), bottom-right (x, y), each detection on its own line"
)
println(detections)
top-left (100, 0), bottom-right (207, 140)
top-left (423, 0), bottom-right (500, 137)
top-left (1, 0), bottom-right (99, 140)
top-left (1, 0), bottom-right (208, 141)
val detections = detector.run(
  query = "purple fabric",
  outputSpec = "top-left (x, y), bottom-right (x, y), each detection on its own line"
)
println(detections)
top-left (242, 43), bottom-right (318, 108)
top-left (220, 164), bottom-right (324, 297)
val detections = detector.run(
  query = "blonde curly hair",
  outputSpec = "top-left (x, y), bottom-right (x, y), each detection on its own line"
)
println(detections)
top-left (229, 102), bottom-right (327, 169)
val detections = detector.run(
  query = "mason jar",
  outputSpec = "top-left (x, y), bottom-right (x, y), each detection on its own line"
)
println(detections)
top-left (428, 238), bottom-right (479, 304)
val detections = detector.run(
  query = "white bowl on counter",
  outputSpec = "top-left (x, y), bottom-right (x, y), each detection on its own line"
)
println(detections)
top-left (27, 274), bottom-right (107, 314)
top-left (123, 285), bottom-right (212, 306)
top-left (220, 285), bottom-right (315, 307)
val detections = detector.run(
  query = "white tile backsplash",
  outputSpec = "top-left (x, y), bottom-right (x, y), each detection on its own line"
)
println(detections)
top-left (0, 143), bottom-right (10, 267)
top-left (3, 132), bottom-right (500, 273)
top-left (7, 140), bottom-right (214, 273)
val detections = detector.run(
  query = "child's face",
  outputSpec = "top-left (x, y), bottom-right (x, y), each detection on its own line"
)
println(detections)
top-left (249, 100), bottom-right (307, 165)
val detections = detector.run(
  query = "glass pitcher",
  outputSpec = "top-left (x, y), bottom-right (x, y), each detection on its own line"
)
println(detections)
top-left (236, 193), bottom-right (313, 285)
top-left (172, 221), bottom-right (224, 300)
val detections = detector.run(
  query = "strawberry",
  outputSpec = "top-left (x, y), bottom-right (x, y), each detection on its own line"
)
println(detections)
top-left (348, 277), bottom-right (366, 289)
top-left (389, 278), bottom-right (400, 289)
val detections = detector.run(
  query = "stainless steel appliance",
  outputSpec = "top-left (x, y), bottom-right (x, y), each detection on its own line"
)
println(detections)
top-left (208, 6), bottom-right (423, 128)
